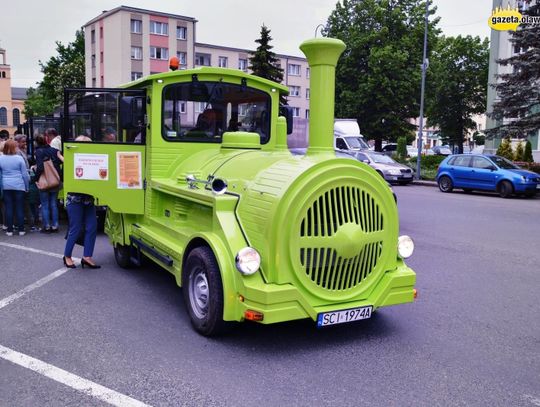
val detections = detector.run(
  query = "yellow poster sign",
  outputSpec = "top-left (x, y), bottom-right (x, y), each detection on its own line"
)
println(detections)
top-left (116, 152), bottom-right (142, 189)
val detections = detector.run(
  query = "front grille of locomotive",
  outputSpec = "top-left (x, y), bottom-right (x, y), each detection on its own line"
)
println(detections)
top-left (298, 186), bottom-right (385, 291)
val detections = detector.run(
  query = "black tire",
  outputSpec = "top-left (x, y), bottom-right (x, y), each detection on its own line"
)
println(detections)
top-left (183, 246), bottom-right (228, 336)
top-left (438, 175), bottom-right (453, 193)
top-left (114, 244), bottom-right (133, 268)
top-left (498, 180), bottom-right (513, 198)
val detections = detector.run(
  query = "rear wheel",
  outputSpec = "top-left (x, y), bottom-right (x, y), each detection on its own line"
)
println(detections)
top-left (498, 181), bottom-right (513, 198)
top-left (183, 246), bottom-right (228, 336)
top-left (438, 176), bottom-right (453, 193)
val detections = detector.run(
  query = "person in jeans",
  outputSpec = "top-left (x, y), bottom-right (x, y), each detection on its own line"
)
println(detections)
top-left (63, 136), bottom-right (100, 269)
top-left (34, 134), bottom-right (62, 233)
top-left (0, 140), bottom-right (30, 236)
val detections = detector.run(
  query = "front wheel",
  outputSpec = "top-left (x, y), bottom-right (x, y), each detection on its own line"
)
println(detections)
top-left (498, 180), bottom-right (513, 198)
top-left (438, 176), bottom-right (453, 193)
top-left (183, 246), bottom-right (228, 336)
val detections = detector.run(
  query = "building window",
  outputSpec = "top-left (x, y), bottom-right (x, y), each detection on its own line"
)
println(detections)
top-left (0, 107), bottom-right (7, 125)
top-left (150, 21), bottom-right (168, 35)
top-left (150, 46), bottom-right (169, 60)
top-left (131, 46), bottom-right (142, 60)
top-left (131, 19), bottom-right (142, 34)
top-left (100, 27), bottom-right (103, 38)
top-left (13, 108), bottom-right (20, 126)
top-left (238, 58), bottom-right (248, 71)
top-left (176, 52), bottom-right (187, 67)
top-left (0, 72), bottom-right (5, 78)
top-left (218, 56), bottom-right (228, 68)
top-left (131, 72), bottom-right (143, 81)
top-left (100, 52), bottom-right (104, 63)
top-left (306, 67), bottom-right (310, 78)
top-left (289, 86), bottom-right (300, 97)
top-left (305, 109), bottom-right (310, 119)
top-left (91, 54), bottom-right (96, 68)
top-left (195, 101), bottom-right (206, 113)
top-left (91, 30), bottom-right (95, 44)
top-left (92, 78), bottom-right (96, 87)
top-left (288, 64), bottom-right (301, 76)
top-left (306, 88), bottom-right (310, 99)
top-left (195, 53), bottom-right (211, 66)
top-left (292, 107), bottom-right (300, 117)
top-left (176, 26), bottom-right (187, 40)
top-left (179, 101), bottom-right (186, 114)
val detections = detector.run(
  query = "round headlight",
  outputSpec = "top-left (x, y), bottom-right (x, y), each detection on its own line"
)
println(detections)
top-left (235, 247), bottom-right (261, 275)
top-left (397, 235), bottom-right (414, 259)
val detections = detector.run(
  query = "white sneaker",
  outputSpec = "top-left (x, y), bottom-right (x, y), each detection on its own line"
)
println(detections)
top-left (6, 232), bottom-right (13, 236)
top-left (19, 231), bottom-right (26, 236)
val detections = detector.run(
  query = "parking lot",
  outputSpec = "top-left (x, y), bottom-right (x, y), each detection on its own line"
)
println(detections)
top-left (1, 185), bottom-right (539, 407)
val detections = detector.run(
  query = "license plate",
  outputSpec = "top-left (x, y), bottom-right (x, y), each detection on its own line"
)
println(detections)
top-left (403, 174), bottom-right (412, 178)
top-left (317, 306), bottom-right (373, 327)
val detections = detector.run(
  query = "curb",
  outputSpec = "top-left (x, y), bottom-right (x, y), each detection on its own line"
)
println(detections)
top-left (412, 180), bottom-right (437, 187)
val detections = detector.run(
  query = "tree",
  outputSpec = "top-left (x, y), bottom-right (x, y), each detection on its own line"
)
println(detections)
top-left (396, 136), bottom-right (407, 160)
top-left (524, 140), bottom-right (534, 163)
top-left (324, 0), bottom-right (440, 150)
top-left (488, 4), bottom-right (540, 139)
top-left (496, 137), bottom-right (513, 160)
top-left (24, 30), bottom-right (85, 117)
top-left (514, 141), bottom-right (524, 161)
top-left (426, 35), bottom-right (489, 153)
top-left (249, 25), bottom-right (285, 103)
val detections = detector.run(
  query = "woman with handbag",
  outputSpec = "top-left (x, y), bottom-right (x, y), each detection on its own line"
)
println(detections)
top-left (34, 134), bottom-right (63, 233)
top-left (0, 140), bottom-right (30, 236)
top-left (63, 135), bottom-right (100, 269)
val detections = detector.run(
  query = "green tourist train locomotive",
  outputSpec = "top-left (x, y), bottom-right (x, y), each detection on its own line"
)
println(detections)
top-left (62, 38), bottom-right (416, 336)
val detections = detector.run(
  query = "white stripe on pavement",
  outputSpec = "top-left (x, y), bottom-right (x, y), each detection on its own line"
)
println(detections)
top-left (0, 267), bottom-right (69, 310)
top-left (0, 241), bottom-right (67, 259)
top-left (0, 344), bottom-right (152, 407)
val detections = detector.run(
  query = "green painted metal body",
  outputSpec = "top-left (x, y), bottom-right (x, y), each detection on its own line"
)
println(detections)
top-left (63, 39), bottom-right (416, 325)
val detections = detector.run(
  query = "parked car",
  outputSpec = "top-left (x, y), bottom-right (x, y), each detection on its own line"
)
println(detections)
top-left (381, 143), bottom-right (398, 156)
top-left (436, 154), bottom-right (540, 198)
top-left (355, 150), bottom-right (414, 184)
top-left (407, 145), bottom-right (418, 158)
top-left (432, 145), bottom-right (452, 156)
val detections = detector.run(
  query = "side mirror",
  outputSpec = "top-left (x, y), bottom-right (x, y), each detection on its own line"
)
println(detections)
top-left (120, 96), bottom-right (144, 129)
top-left (279, 105), bottom-right (294, 135)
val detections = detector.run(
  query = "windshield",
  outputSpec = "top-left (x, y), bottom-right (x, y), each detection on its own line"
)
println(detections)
top-left (344, 136), bottom-right (369, 149)
top-left (369, 153), bottom-right (396, 164)
top-left (490, 155), bottom-right (520, 169)
top-left (162, 81), bottom-right (271, 143)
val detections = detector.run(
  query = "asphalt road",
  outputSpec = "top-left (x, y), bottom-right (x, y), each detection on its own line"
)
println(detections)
top-left (0, 186), bottom-right (539, 407)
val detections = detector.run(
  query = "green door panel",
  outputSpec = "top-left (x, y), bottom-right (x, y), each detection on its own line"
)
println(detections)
top-left (63, 142), bottom-right (145, 214)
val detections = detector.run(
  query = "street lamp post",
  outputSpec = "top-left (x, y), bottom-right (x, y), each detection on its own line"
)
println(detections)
top-left (416, 0), bottom-right (430, 180)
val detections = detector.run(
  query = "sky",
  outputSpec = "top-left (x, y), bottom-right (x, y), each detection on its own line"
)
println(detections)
top-left (1, 0), bottom-right (492, 88)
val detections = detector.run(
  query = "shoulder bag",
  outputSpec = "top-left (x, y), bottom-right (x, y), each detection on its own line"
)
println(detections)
top-left (36, 158), bottom-right (61, 190)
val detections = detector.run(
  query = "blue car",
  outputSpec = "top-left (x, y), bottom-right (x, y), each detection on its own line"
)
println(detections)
top-left (436, 154), bottom-right (540, 198)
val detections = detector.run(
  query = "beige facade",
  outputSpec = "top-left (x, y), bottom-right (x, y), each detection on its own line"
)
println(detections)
top-left (0, 48), bottom-right (26, 136)
top-left (83, 6), bottom-right (310, 120)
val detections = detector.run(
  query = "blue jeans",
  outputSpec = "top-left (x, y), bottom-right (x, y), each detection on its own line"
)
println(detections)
top-left (39, 190), bottom-right (59, 229)
top-left (3, 190), bottom-right (25, 233)
top-left (64, 200), bottom-right (97, 258)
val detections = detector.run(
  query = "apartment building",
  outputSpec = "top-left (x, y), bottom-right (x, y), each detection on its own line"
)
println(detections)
top-left (83, 6), bottom-right (310, 121)
top-left (485, 0), bottom-right (539, 160)
top-left (0, 48), bottom-right (27, 135)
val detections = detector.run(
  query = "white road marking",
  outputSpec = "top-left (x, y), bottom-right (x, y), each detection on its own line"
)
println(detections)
top-left (0, 344), bottom-right (152, 407)
top-left (0, 241), bottom-right (68, 259)
top-left (0, 267), bottom-right (69, 310)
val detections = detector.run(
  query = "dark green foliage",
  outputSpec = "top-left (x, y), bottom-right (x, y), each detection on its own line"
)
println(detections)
top-left (523, 140), bottom-right (534, 163)
top-left (426, 35), bottom-right (489, 153)
top-left (24, 30), bottom-right (85, 117)
top-left (514, 142), bottom-right (524, 161)
top-left (473, 132), bottom-right (485, 146)
top-left (249, 25), bottom-right (285, 103)
top-left (496, 137), bottom-right (514, 160)
top-left (488, 5), bottom-right (540, 138)
top-left (324, 0), bottom-right (440, 150)
top-left (419, 154), bottom-right (445, 169)
top-left (397, 136), bottom-right (407, 160)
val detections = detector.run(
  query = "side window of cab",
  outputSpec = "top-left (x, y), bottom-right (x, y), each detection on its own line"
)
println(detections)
top-left (64, 89), bottom-right (146, 144)
top-left (336, 138), bottom-right (347, 150)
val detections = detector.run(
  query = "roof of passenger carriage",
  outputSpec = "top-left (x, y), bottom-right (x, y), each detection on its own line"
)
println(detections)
top-left (122, 67), bottom-right (290, 95)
